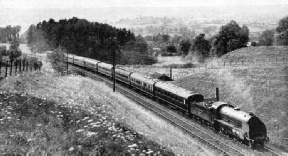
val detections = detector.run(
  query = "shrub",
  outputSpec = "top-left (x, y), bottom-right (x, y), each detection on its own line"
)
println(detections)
top-left (119, 51), bottom-right (158, 65)
top-left (47, 48), bottom-right (66, 74)
top-left (162, 62), bottom-right (196, 68)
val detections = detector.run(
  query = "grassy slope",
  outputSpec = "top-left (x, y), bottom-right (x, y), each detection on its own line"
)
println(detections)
top-left (0, 74), bottom-right (177, 155)
top-left (173, 46), bottom-right (288, 148)
top-left (0, 60), bottom-right (215, 155)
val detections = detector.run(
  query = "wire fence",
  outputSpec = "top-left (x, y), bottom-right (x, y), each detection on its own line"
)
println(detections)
top-left (168, 55), bottom-right (288, 79)
top-left (206, 56), bottom-right (287, 68)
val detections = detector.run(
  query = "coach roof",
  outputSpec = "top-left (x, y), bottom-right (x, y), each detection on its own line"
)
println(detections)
top-left (130, 73), bottom-right (157, 85)
top-left (155, 81), bottom-right (200, 99)
top-left (98, 62), bottom-right (113, 69)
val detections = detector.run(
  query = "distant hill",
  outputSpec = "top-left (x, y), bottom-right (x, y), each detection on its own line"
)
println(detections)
top-left (173, 46), bottom-right (288, 148)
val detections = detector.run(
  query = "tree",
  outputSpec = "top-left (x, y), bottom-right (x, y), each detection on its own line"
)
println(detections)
top-left (144, 35), bottom-right (153, 41)
top-left (123, 35), bottom-right (148, 53)
top-left (166, 44), bottom-right (177, 53)
top-left (27, 17), bottom-right (146, 65)
top-left (8, 41), bottom-right (22, 61)
top-left (171, 34), bottom-right (181, 43)
top-left (180, 39), bottom-right (191, 56)
top-left (162, 34), bottom-right (170, 42)
top-left (212, 21), bottom-right (249, 57)
top-left (191, 34), bottom-right (211, 57)
top-left (47, 47), bottom-right (66, 74)
top-left (276, 16), bottom-right (288, 45)
top-left (258, 30), bottom-right (274, 46)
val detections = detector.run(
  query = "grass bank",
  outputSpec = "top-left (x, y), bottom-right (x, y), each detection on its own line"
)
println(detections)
top-left (0, 75), bottom-right (174, 155)
top-left (0, 67), bottom-right (213, 155)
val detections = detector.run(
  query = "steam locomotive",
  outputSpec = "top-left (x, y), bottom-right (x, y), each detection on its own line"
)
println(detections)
top-left (66, 54), bottom-right (269, 148)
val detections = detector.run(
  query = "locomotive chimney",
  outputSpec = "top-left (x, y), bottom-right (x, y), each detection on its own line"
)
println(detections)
top-left (216, 87), bottom-right (219, 101)
top-left (170, 67), bottom-right (172, 79)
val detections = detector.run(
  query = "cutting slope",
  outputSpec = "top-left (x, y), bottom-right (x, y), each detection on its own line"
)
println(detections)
top-left (173, 46), bottom-right (288, 148)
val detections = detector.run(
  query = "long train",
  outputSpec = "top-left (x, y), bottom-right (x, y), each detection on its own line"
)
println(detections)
top-left (66, 53), bottom-right (269, 148)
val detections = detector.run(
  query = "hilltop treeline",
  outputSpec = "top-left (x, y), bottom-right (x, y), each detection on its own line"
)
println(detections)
top-left (0, 25), bottom-right (21, 43)
top-left (27, 17), bottom-right (156, 65)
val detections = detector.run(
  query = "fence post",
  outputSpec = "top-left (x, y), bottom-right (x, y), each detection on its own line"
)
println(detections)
top-left (15, 60), bottom-right (18, 74)
top-left (20, 59), bottom-right (22, 72)
top-left (34, 62), bottom-right (36, 71)
top-left (27, 60), bottom-right (28, 71)
top-left (5, 61), bottom-right (8, 77)
top-left (10, 60), bottom-right (12, 76)
top-left (0, 60), bottom-right (2, 76)
top-left (23, 59), bottom-right (25, 72)
top-left (30, 61), bottom-right (32, 72)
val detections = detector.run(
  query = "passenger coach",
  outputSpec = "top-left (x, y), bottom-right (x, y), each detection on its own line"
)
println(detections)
top-left (154, 81), bottom-right (204, 112)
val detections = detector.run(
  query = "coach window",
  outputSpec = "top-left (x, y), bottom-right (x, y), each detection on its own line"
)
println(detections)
top-left (172, 94), bottom-right (176, 100)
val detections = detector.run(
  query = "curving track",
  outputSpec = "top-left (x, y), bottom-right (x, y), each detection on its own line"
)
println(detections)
top-left (70, 65), bottom-right (249, 156)
top-left (33, 54), bottom-right (283, 156)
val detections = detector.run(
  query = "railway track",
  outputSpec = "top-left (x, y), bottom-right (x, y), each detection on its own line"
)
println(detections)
top-left (31, 53), bottom-right (283, 156)
top-left (70, 65), bottom-right (249, 156)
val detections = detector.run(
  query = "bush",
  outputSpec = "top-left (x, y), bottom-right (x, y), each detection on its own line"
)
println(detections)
top-left (166, 45), bottom-right (177, 53)
top-left (162, 62), bottom-right (196, 68)
top-left (119, 51), bottom-right (158, 65)
top-left (47, 48), bottom-right (66, 74)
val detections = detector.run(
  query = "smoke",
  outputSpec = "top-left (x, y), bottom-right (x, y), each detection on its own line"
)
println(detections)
top-left (216, 68), bottom-right (254, 111)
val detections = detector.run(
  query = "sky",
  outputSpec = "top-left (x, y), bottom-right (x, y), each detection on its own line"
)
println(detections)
top-left (0, 0), bottom-right (288, 34)
top-left (1, 0), bottom-right (288, 8)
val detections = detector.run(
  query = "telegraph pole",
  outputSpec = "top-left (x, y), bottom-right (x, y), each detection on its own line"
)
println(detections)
top-left (109, 36), bottom-right (118, 92)
top-left (66, 48), bottom-right (69, 75)
top-left (112, 48), bottom-right (116, 92)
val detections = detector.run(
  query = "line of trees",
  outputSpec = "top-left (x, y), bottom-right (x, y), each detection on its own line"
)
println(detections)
top-left (0, 25), bottom-right (21, 43)
top-left (26, 17), bottom-right (156, 65)
top-left (177, 16), bottom-right (288, 61)
top-left (255, 16), bottom-right (288, 46)
top-left (275, 16), bottom-right (288, 46)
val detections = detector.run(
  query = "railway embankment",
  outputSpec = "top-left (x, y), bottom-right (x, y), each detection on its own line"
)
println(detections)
top-left (0, 54), bottom-right (214, 155)
top-left (174, 46), bottom-right (288, 150)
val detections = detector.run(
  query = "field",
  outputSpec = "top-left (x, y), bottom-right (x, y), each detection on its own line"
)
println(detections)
top-left (0, 48), bottom-right (215, 155)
